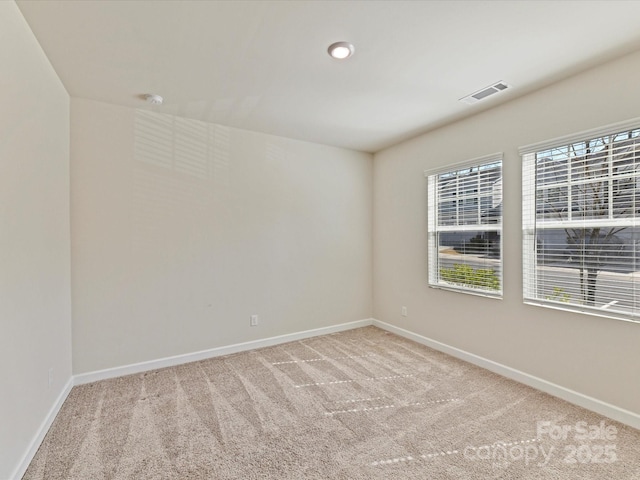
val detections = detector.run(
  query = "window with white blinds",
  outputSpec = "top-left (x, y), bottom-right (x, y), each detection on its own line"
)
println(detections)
top-left (426, 153), bottom-right (503, 297)
top-left (521, 119), bottom-right (640, 322)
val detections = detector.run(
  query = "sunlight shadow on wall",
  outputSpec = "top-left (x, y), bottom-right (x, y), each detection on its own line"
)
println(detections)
top-left (134, 109), bottom-right (230, 183)
top-left (131, 110), bottom-right (232, 255)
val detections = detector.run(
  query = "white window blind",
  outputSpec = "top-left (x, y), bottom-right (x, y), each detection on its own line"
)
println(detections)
top-left (522, 121), bottom-right (640, 322)
top-left (426, 153), bottom-right (503, 297)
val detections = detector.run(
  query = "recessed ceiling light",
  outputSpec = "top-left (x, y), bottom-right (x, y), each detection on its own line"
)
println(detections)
top-left (144, 93), bottom-right (163, 105)
top-left (328, 41), bottom-right (354, 60)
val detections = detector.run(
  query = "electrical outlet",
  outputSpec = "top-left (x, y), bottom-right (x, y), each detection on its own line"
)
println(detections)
top-left (48, 368), bottom-right (54, 388)
top-left (401, 306), bottom-right (407, 317)
top-left (250, 314), bottom-right (259, 326)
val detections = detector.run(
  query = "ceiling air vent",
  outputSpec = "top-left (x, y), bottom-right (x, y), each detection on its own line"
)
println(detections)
top-left (460, 81), bottom-right (511, 105)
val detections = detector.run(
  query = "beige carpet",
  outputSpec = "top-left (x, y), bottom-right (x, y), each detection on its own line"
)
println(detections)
top-left (23, 326), bottom-right (640, 479)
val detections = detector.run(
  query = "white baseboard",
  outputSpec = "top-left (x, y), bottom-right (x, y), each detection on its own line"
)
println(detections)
top-left (74, 318), bottom-right (375, 385)
top-left (372, 319), bottom-right (640, 430)
top-left (13, 319), bottom-right (374, 479)
top-left (11, 377), bottom-right (73, 480)
top-left (12, 318), bottom-right (639, 480)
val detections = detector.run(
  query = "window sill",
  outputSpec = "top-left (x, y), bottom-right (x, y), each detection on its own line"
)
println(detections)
top-left (429, 283), bottom-right (503, 300)
top-left (523, 298), bottom-right (640, 324)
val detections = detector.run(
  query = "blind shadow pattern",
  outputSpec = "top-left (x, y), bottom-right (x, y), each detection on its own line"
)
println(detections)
top-left (134, 109), bottom-right (231, 183)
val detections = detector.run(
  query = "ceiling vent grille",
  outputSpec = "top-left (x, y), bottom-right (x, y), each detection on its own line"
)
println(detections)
top-left (460, 81), bottom-right (511, 105)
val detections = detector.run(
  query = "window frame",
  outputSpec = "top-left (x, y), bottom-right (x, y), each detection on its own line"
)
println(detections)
top-left (521, 117), bottom-right (640, 323)
top-left (425, 153), bottom-right (504, 298)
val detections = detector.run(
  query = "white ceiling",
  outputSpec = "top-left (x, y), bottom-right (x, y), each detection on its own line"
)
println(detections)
top-left (16, 0), bottom-right (640, 153)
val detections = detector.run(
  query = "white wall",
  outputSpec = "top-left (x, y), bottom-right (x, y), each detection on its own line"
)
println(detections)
top-left (71, 99), bottom-right (372, 374)
top-left (373, 50), bottom-right (640, 415)
top-left (0, 2), bottom-right (72, 479)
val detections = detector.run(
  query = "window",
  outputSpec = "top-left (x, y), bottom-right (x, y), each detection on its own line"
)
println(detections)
top-left (522, 119), bottom-right (640, 322)
top-left (426, 153), bottom-right (503, 297)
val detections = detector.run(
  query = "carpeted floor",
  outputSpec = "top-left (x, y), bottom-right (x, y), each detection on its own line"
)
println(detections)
top-left (23, 326), bottom-right (640, 479)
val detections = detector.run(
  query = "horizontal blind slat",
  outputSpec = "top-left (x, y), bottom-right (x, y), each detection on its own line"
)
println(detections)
top-left (522, 124), bottom-right (640, 321)
top-left (428, 154), bottom-right (503, 297)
